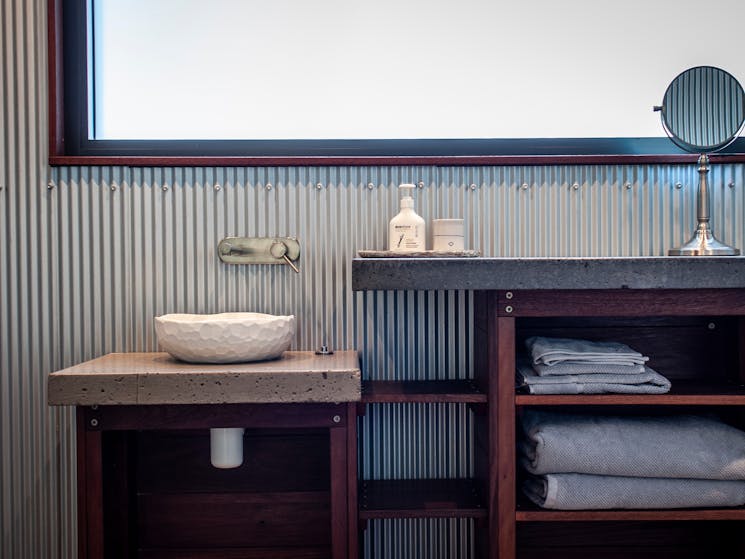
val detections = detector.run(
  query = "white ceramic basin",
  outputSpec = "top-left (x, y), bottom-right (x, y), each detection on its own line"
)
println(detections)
top-left (154, 312), bottom-right (295, 363)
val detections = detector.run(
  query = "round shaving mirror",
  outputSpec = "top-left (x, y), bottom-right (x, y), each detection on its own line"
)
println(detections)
top-left (656, 66), bottom-right (745, 255)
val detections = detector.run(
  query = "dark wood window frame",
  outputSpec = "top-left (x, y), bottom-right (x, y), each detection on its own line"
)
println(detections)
top-left (48, 0), bottom-right (745, 167)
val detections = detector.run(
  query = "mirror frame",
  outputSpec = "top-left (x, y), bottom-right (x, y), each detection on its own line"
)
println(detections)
top-left (659, 66), bottom-right (745, 154)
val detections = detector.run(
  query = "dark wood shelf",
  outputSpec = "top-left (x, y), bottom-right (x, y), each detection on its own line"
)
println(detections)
top-left (359, 479), bottom-right (487, 519)
top-left (516, 500), bottom-right (745, 522)
top-left (138, 547), bottom-right (330, 558)
top-left (362, 380), bottom-right (487, 403)
top-left (515, 379), bottom-right (745, 406)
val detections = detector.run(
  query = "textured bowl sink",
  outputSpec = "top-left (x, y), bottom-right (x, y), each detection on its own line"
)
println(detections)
top-left (154, 312), bottom-right (295, 364)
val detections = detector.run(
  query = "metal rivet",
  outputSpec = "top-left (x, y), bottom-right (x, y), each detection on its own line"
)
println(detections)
top-left (214, 184), bottom-right (221, 191)
top-left (47, 181), bottom-right (55, 190)
top-left (708, 322), bottom-right (716, 330)
top-left (675, 182), bottom-right (683, 190)
top-left (521, 183), bottom-right (529, 190)
top-left (505, 305), bottom-right (513, 313)
top-left (417, 181), bottom-right (424, 188)
top-left (572, 183), bottom-right (580, 190)
top-left (624, 182), bottom-right (632, 190)
top-left (367, 182), bottom-right (375, 190)
top-left (470, 183), bottom-right (478, 190)
top-left (332, 415), bottom-right (341, 423)
top-left (90, 418), bottom-right (99, 427)
top-left (316, 183), bottom-right (324, 190)
top-left (729, 181), bottom-right (736, 189)
top-left (266, 183), bottom-right (273, 191)
top-left (162, 185), bottom-right (169, 192)
top-left (505, 291), bottom-right (513, 299)
top-left (110, 185), bottom-right (117, 191)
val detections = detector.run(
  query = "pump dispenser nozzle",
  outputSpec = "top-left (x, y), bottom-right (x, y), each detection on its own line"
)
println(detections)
top-left (389, 183), bottom-right (426, 252)
top-left (398, 184), bottom-right (416, 209)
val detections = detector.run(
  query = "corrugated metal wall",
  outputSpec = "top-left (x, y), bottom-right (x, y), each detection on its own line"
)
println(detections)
top-left (4, 1), bottom-right (745, 558)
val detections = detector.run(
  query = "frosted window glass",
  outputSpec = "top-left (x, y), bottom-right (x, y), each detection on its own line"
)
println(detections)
top-left (92, 0), bottom-right (745, 140)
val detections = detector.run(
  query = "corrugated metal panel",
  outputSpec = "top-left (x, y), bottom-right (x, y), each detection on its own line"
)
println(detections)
top-left (5, 2), bottom-right (745, 558)
top-left (41, 163), bottom-right (745, 559)
top-left (1, 0), bottom-right (74, 558)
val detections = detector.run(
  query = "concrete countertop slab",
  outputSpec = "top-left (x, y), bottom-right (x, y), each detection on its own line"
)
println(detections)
top-left (48, 351), bottom-right (361, 406)
top-left (352, 256), bottom-right (745, 291)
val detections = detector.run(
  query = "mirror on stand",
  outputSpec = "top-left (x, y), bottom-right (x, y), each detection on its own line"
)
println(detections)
top-left (655, 66), bottom-right (745, 256)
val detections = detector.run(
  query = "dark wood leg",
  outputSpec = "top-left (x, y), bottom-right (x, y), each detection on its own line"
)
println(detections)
top-left (77, 408), bottom-right (104, 559)
top-left (738, 317), bottom-right (745, 386)
top-left (346, 402), bottom-right (359, 559)
top-left (489, 297), bottom-right (516, 559)
top-left (330, 421), bottom-right (349, 559)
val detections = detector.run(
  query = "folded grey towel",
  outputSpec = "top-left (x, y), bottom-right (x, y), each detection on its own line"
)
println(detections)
top-left (523, 473), bottom-right (745, 510)
top-left (526, 336), bottom-right (649, 366)
top-left (516, 362), bottom-right (671, 395)
top-left (532, 361), bottom-right (647, 376)
top-left (520, 411), bottom-right (745, 480)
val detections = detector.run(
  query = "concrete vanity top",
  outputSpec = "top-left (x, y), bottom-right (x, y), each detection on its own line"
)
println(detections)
top-left (48, 351), bottom-right (361, 406)
top-left (352, 256), bottom-right (745, 291)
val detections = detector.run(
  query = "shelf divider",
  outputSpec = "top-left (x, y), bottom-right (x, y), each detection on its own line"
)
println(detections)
top-left (362, 380), bottom-right (487, 404)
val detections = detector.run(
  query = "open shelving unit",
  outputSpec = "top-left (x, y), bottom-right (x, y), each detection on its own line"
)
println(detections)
top-left (477, 289), bottom-right (745, 559)
top-left (358, 379), bottom-right (488, 524)
top-left (352, 257), bottom-right (745, 558)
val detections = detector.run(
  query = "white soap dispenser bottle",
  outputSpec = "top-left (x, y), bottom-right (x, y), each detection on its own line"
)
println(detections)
top-left (389, 183), bottom-right (426, 252)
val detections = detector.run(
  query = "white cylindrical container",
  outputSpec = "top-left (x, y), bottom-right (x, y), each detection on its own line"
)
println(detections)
top-left (210, 427), bottom-right (245, 468)
top-left (432, 219), bottom-right (464, 251)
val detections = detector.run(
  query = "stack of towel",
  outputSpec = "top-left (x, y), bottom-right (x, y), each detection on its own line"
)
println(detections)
top-left (516, 336), bottom-right (671, 395)
top-left (520, 410), bottom-right (745, 509)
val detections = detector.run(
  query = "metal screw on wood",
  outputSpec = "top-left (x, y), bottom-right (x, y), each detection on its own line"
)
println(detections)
top-left (505, 305), bottom-right (513, 313)
top-left (505, 292), bottom-right (513, 299)
top-left (332, 415), bottom-right (341, 423)
top-left (708, 322), bottom-right (716, 330)
top-left (90, 419), bottom-right (99, 427)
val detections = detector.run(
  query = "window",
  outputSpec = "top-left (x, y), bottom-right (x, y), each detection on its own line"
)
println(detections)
top-left (51, 0), bottom-right (745, 164)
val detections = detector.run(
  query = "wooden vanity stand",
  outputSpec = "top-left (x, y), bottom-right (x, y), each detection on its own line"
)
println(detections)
top-left (352, 257), bottom-right (745, 559)
top-left (48, 351), bottom-right (362, 559)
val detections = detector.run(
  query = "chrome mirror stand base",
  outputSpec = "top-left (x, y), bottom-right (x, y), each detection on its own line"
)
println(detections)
top-left (668, 226), bottom-right (740, 256)
top-left (668, 154), bottom-right (739, 257)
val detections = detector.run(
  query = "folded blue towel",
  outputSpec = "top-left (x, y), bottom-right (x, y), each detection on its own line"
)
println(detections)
top-left (526, 336), bottom-right (649, 366)
top-left (523, 473), bottom-right (745, 510)
top-left (516, 361), bottom-right (671, 395)
top-left (520, 410), bottom-right (745, 480)
top-left (532, 361), bottom-right (647, 376)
